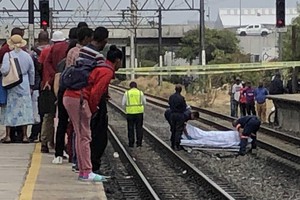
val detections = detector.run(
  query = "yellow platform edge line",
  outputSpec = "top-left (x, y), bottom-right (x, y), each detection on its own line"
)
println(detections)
top-left (19, 143), bottom-right (42, 200)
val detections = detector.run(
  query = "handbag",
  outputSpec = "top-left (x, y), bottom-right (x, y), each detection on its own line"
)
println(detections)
top-left (0, 76), bottom-right (7, 106)
top-left (2, 52), bottom-right (23, 89)
top-left (38, 89), bottom-right (56, 115)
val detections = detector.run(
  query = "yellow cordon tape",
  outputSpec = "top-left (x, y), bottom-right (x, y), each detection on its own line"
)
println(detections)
top-left (19, 143), bottom-right (42, 200)
top-left (117, 61), bottom-right (300, 73)
top-left (116, 66), bottom-right (293, 75)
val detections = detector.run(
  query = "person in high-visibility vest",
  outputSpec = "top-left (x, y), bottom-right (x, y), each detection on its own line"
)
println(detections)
top-left (122, 81), bottom-right (147, 147)
top-left (232, 115), bottom-right (261, 155)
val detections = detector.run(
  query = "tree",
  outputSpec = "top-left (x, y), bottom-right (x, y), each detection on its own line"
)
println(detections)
top-left (176, 28), bottom-right (245, 64)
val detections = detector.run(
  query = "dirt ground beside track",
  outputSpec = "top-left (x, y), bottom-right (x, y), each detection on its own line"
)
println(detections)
top-left (118, 76), bottom-right (274, 118)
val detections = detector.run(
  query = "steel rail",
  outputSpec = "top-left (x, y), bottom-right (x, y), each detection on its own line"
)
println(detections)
top-left (109, 100), bottom-right (240, 200)
top-left (108, 125), bottom-right (160, 200)
top-left (109, 84), bottom-right (300, 165)
top-left (110, 84), bottom-right (300, 146)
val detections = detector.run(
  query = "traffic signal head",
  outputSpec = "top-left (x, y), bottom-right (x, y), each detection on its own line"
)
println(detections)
top-left (276, 0), bottom-right (285, 28)
top-left (40, 0), bottom-right (49, 28)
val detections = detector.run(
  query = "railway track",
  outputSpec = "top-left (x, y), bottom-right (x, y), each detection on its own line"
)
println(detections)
top-left (107, 100), bottom-right (248, 200)
top-left (109, 84), bottom-right (300, 165)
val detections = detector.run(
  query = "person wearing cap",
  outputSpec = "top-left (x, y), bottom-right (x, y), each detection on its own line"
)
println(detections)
top-left (231, 77), bottom-right (242, 118)
top-left (122, 81), bottom-right (146, 148)
top-left (40, 30), bottom-right (68, 153)
top-left (0, 35), bottom-right (35, 143)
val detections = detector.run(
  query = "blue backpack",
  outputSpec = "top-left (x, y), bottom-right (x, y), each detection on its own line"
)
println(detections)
top-left (59, 58), bottom-right (99, 90)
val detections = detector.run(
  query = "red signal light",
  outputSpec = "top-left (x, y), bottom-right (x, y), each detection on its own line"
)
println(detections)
top-left (41, 20), bottom-right (48, 26)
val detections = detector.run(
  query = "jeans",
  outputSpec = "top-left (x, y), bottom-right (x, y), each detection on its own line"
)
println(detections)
top-left (232, 100), bottom-right (239, 118)
top-left (246, 102), bottom-right (256, 116)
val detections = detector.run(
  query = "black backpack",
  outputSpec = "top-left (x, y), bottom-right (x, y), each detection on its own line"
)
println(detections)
top-left (60, 58), bottom-right (110, 90)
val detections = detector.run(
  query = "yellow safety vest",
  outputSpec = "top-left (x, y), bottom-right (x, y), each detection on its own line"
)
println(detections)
top-left (125, 88), bottom-right (144, 114)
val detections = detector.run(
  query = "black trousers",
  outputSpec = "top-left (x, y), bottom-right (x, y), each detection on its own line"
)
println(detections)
top-left (240, 103), bottom-right (246, 117)
top-left (55, 89), bottom-right (69, 157)
top-left (127, 113), bottom-right (144, 147)
top-left (170, 113), bottom-right (185, 148)
top-left (246, 102), bottom-right (256, 116)
top-left (90, 97), bottom-right (108, 172)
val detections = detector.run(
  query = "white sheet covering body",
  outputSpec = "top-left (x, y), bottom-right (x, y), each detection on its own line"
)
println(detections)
top-left (180, 124), bottom-right (241, 148)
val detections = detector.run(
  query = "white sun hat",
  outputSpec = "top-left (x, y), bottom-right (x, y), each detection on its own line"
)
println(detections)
top-left (51, 31), bottom-right (66, 42)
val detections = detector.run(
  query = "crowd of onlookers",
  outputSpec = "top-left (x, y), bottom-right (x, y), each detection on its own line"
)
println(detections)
top-left (0, 22), bottom-right (123, 182)
top-left (229, 73), bottom-right (285, 125)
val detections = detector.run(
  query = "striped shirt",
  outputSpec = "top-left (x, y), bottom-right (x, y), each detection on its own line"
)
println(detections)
top-left (78, 44), bottom-right (105, 65)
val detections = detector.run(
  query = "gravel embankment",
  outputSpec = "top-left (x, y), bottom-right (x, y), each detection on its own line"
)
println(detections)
top-left (108, 90), bottom-right (300, 200)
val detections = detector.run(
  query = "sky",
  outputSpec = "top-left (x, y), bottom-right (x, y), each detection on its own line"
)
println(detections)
top-left (0, 0), bottom-right (299, 25)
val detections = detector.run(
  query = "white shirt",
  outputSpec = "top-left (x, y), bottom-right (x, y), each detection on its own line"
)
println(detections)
top-left (232, 83), bottom-right (242, 101)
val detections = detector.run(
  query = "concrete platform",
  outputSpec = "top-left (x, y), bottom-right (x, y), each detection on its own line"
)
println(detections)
top-left (0, 128), bottom-right (107, 200)
top-left (268, 94), bottom-right (300, 133)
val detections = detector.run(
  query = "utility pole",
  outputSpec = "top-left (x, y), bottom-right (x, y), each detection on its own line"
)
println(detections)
top-left (239, 0), bottom-right (242, 27)
top-left (158, 6), bottom-right (163, 86)
top-left (130, 0), bottom-right (138, 80)
top-left (200, 0), bottom-right (206, 66)
top-left (291, 25), bottom-right (299, 93)
top-left (28, 0), bottom-right (34, 49)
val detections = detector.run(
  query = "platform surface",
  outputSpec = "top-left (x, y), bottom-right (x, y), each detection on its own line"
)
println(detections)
top-left (267, 94), bottom-right (300, 103)
top-left (0, 126), bottom-right (107, 200)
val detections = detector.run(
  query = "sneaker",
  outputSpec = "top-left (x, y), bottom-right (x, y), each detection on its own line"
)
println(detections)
top-left (52, 156), bottom-right (63, 164)
top-left (78, 172), bottom-right (107, 182)
top-left (63, 151), bottom-right (69, 160)
top-left (72, 164), bottom-right (79, 173)
top-left (41, 145), bottom-right (49, 153)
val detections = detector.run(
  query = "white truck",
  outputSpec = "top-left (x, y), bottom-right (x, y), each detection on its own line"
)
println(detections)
top-left (236, 24), bottom-right (271, 36)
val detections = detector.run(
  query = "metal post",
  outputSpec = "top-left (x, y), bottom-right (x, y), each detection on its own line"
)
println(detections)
top-left (200, 0), bottom-right (206, 66)
top-left (278, 32), bottom-right (283, 61)
top-left (49, 8), bottom-right (53, 38)
top-left (130, 0), bottom-right (137, 80)
top-left (239, 0), bottom-right (242, 27)
top-left (158, 7), bottom-right (163, 85)
top-left (28, 0), bottom-right (34, 49)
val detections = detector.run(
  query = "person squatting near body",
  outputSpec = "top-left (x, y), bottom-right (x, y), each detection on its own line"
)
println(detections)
top-left (168, 85), bottom-right (187, 151)
top-left (63, 45), bottom-right (123, 182)
top-left (122, 81), bottom-right (147, 148)
top-left (52, 27), bottom-right (94, 165)
top-left (164, 107), bottom-right (200, 140)
top-left (0, 35), bottom-right (35, 143)
top-left (232, 115), bottom-right (261, 156)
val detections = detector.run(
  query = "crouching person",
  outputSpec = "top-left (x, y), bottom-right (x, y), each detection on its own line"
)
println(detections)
top-left (232, 115), bottom-right (261, 156)
top-left (165, 107), bottom-right (200, 143)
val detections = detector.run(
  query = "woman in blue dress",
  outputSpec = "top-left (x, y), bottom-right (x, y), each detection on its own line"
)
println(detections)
top-left (0, 35), bottom-right (35, 143)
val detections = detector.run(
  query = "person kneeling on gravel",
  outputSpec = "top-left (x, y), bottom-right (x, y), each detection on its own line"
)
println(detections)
top-left (232, 115), bottom-right (261, 156)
